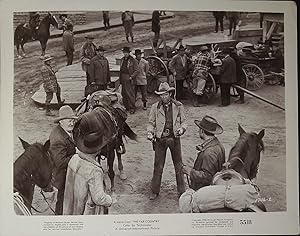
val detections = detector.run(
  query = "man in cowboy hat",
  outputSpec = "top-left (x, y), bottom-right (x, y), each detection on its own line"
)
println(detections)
top-left (63, 108), bottom-right (116, 215)
top-left (49, 105), bottom-right (78, 215)
top-left (59, 14), bottom-right (73, 32)
top-left (40, 55), bottom-right (65, 116)
top-left (119, 46), bottom-right (138, 114)
top-left (80, 35), bottom-right (97, 86)
top-left (147, 82), bottom-right (187, 200)
top-left (182, 115), bottom-right (225, 191)
top-left (169, 45), bottom-right (189, 100)
top-left (88, 46), bottom-right (111, 91)
top-left (134, 49), bottom-right (149, 110)
top-left (62, 22), bottom-right (74, 66)
top-left (191, 45), bottom-right (214, 107)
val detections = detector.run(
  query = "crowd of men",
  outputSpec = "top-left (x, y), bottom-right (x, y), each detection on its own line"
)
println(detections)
top-left (27, 11), bottom-right (283, 215)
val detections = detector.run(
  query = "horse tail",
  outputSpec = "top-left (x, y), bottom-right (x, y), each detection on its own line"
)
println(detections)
top-left (123, 122), bottom-right (138, 141)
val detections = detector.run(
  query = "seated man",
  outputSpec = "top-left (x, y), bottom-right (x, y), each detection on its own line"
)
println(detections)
top-left (182, 115), bottom-right (225, 191)
top-left (29, 12), bottom-right (40, 40)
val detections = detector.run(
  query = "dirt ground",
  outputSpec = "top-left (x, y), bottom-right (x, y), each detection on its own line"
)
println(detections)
top-left (13, 12), bottom-right (286, 215)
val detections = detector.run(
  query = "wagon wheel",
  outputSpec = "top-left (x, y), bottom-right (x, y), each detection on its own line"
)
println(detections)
top-left (242, 64), bottom-right (264, 91)
top-left (204, 73), bottom-right (217, 103)
top-left (146, 56), bottom-right (170, 94)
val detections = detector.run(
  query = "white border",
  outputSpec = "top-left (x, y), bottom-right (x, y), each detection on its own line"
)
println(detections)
top-left (0, 0), bottom-right (298, 235)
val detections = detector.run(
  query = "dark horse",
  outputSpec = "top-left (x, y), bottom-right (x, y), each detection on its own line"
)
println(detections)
top-left (13, 137), bottom-right (54, 214)
top-left (208, 124), bottom-right (266, 212)
top-left (76, 91), bottom-right (138, 192)
top-left (14, 12), bottom-right (58, 58)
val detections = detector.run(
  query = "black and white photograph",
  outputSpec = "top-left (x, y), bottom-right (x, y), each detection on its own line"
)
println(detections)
top-left (0, 0), bottom-right (298, 235)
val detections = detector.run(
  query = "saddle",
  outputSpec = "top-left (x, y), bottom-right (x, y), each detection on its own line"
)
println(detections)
top-left (212, 168), bottom-right (245, 186)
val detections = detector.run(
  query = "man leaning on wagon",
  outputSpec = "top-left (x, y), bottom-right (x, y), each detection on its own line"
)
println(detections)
top-left (147, 82), bottom-right (187, 200)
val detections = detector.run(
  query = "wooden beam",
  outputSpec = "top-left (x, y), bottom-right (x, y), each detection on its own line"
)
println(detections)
top-left (266, 22), bottom-right (277, 41)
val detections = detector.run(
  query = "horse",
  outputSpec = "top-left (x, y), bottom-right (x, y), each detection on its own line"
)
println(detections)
top-left (13, 137), bottom-right (55, 214)
top-left (180, 124), bottom-right (266, 213)
top-left (76, 90), bottom-right (138, 192)
top-left (14, 12), bottom-right (58, 58)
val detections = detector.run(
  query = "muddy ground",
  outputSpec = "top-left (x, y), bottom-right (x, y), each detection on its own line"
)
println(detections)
top-left (13, 12), bottom-right (286, 215)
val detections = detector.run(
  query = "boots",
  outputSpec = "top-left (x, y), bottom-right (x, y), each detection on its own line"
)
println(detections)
top-left (143, 101), bottom-right (147, 110)
top-left (193, 94), bottom-right (199, 107)
top-left (56, 95), bottom-right (65, 107)
top-left (126, 36), bottom-right (129, 42)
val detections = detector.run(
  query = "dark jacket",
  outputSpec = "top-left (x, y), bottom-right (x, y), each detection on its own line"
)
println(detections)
top-left (152, 11), bottom-right (160, 33)
top-left (169, 54), bottom-right (188, 81)
top-left (220, 55), bottom-right (237, 84)
top-left (213, 11), bottom-right (225, 18)
top-left (49, 125), bottom-right (76, 190)
top-left (119, 55), bottom-right (139, 79)
top-left (190, 137), bottom-right (225, 191)
top-left (230, 52), bottom-right (246, 83)
top-left (88, 55), bottom-right (111, 85)
top-left (62, 30), bottom-right (74, 52)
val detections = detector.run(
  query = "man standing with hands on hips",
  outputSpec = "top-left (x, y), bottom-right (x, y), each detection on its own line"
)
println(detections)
top-left (147, 82), bottom-right (187, 200)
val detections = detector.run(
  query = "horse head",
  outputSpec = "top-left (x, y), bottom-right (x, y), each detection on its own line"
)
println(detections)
top-left (228, 124), bottom-right (265, 180)
top-left (47, 12), bottom-right (58, 28)
top-left (18, 138), bottom-right (54, 192)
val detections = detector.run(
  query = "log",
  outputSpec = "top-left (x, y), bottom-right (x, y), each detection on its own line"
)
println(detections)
top-left (233, 85), bottom-right (285, 111)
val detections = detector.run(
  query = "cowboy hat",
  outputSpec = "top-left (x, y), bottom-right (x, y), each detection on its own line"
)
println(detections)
top-left (42, 55), bottom-right (54, 62)
top-left (134, 49), bottom-right (142, 55)
top-left (73, 108), bottom-right (117, 154)
top-left (194, 115), bottom-right (223, 134)
top-left (85, 34), bottom-right (95, 39)
top-left (59, 14), bottom-right (68, 19)
top-left (199, 45), bottom-right (210, 52)
top-left (122, 46), bottom-right (130, 53)
top-left (96, 46), bottom-right (106, 51)
top-left (54, 105), bottom-right (78, 123)
top-left (155, 82), bottom-right (175, 95)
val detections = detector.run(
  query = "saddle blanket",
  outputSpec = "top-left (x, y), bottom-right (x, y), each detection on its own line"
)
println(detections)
top-left (179, 184), bottom-right (259, 213)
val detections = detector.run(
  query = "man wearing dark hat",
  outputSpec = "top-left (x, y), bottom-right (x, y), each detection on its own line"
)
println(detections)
top-left (88, 46), bottom-right (111, 91)
top-left (169, 45), bottom-right (189, 100)
top-left (49, 105), bottom-right (78, 215)
top-left (147, 82), bottom-right (187, 200)
top-left (63, 109), bottom-right (116, 215)
top-left (219, 47), bottom-right (237, 106)
top-left (59, 14), bottom-right (73, 32)
top-left (182, 115), bottom-right (225, 191)
top-left (40, 55), bottom-right (65, 116)
top-left (134, 49), bottom-right (149, 110)
top-left (62, 21), bottom-right (74, 66)
top-left (191, 45), bottom-right (214, 106)
top-left (119, 46), bottom-right (139, 114)
top-left (80, 35), bottom-right (97, 85)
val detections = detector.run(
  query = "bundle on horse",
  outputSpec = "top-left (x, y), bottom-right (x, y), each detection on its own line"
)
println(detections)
top-left (76, 90), bottom-right (138, 192)
top-left (13, 137), bottom-right (55, 215)
top-left (180, 124), bottom-right (266, 213)
top-left (14, 12), bottom-right (58, 58)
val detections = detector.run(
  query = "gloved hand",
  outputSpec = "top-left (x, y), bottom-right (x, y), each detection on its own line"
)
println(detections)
top-left (147, 133), bottom-right (154, 141)
top-left (176, 127), bottom-right (185, 136)
top-left (181, 165), bottom-right (190, 175)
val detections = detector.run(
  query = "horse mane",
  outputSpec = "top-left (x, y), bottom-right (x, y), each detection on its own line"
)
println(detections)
top-left (228, 133), bottom-right (249, 163)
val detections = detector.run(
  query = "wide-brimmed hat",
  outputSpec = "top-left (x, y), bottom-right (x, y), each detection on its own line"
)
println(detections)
top-left (194, 115), bottom-right (223, 134)
top-left (134, 49), bottom-right (142, 55)
top-left (96, 46), bottom-right (106, 52)
top-left (155, 82), bottom-right (175, 95)
top-left (73, 108), bottom-right (117, 154)
top-left (59, 14), bottom-right (68, 19)
top-left (54, 105), bottom-right (78, 123)
top-left (122, 46), bottom-right (130, 53)
top-left (42, 55), bottom-right (54, 62)
top-left (199, 45), bottom-right (210, 52)
top-left (85, 34), bottom-right (95, 39)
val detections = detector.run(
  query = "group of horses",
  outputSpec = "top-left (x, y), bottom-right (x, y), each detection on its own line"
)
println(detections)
top-left (14, 12), bottom-right (58, 58)
top-left (14, 94), bottom-right (265, 215)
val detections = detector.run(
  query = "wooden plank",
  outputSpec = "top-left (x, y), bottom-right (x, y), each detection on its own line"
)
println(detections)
top-left (266, 22), bottom-right (278, 41)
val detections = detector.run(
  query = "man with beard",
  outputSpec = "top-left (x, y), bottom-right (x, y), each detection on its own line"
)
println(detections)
top-left (79, 35), bottom-right (97, 85)
top-left (147, 82), bottom-right (187, 200)
top-left (182, 115), bottom-right (225, 191)
top-left (49, 105), bottom-right (78, 215)
top-left (119, 46), bottom-right (138, 114)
